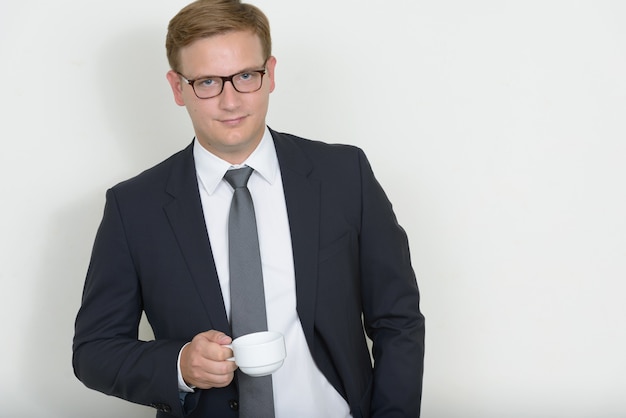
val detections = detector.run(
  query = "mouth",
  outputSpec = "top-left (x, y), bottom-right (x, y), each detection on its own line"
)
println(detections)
top-left (220, 116), bottom-right (247, 126)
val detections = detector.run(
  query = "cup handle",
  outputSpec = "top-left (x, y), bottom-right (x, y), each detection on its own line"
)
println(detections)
top-left (224, 344), bottom-right (235, 362)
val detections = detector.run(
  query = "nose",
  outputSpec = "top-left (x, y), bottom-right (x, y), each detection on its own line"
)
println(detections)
top-left (218, 80), bottom-right (241, 110)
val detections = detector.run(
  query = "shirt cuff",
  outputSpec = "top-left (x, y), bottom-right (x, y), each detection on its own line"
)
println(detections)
top-left (177, 342), bottom-right (196, 393)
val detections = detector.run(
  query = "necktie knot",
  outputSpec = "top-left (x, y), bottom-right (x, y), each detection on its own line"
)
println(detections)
top-left (224, 166), bottom-right (254, 189)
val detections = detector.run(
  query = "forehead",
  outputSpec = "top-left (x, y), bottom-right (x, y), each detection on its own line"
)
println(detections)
top-left (179, 30), bottom-right (265, 76)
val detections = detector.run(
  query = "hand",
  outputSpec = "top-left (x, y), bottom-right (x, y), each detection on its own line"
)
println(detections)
top-left (180, 330), bottom-right (237, 389)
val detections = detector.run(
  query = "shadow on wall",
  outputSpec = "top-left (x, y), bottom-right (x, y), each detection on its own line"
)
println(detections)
top-left (20, 25), bottom-right (184, 418)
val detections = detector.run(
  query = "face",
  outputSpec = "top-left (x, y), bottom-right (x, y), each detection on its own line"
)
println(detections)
top-left (166, 30), bottom-right (276, 164)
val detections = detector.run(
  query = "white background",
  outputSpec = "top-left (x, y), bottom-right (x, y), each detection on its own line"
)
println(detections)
top-left (1, 1), bottom-right (625, 417)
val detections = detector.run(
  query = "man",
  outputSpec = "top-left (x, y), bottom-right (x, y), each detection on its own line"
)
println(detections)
top-left (72, 0), bottom-right (425, 417)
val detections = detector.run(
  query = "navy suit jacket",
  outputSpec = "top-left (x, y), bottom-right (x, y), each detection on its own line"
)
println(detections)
top-left (73, 129), bottom-right (425, 417)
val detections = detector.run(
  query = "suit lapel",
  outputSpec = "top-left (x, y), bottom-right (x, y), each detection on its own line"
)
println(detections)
top-left (163, 144), bottom-right (231, 334)
top-left (272, 130), bottom-right (320, 348)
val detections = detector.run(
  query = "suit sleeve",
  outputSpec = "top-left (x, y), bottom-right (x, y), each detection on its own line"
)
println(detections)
top-left (357, 149), bottom-right (425, 416)
top-left (72, 188), bottom-right (193, 417)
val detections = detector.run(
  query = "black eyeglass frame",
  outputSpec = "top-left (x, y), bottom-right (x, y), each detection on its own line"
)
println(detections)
top-left (177, 62), bottom-right (268, 99)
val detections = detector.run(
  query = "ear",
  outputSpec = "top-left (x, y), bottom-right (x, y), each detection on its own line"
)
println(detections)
top-left (265, 56), bottom-right (277, 93)
top-left (166, 70), bottom-right (186, 106)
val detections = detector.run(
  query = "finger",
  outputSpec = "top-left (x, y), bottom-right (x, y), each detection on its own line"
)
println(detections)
top-left (188, 331), bottom-right (230, 358)
top-left (188, 357), bottom-right (238, 389)
top-left (200, 329), bottom-right (233, 345)
top-left (194, 331), bottom-right (233, 361)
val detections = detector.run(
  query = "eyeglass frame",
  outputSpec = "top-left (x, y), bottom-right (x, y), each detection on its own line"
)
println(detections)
top-left (176, 60), bottom-right (269, 99)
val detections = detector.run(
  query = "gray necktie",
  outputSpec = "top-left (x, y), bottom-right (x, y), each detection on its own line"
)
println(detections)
top-left (224, 166), bottom-right (275, 418)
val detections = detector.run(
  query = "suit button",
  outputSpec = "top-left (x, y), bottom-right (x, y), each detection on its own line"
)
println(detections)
top-left (229, 399), bottom-right (239, 411)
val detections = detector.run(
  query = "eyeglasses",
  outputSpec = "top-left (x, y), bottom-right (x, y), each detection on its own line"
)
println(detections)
top-left (177, 62), bottom-right (268, 99)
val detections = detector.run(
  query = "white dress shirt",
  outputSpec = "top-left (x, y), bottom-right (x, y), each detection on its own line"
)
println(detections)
top-left (179, 127), bottom-right (351, 417)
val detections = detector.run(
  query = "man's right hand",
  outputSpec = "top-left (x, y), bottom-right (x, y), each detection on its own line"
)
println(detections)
top-left (180, 330), bottom-right (237, 389)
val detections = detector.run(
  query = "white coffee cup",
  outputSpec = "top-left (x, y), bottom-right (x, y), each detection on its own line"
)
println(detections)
top-left (227, 331), bottom-right (286, 377)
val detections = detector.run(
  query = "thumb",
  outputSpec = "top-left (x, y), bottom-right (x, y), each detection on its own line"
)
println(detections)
top-left (201, 329), bottom-right (232, 345)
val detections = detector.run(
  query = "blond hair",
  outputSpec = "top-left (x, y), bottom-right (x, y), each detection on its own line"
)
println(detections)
top-left (166, 0), bottom-right (272, 72)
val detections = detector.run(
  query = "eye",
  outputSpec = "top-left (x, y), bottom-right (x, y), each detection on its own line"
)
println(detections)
top-left (238, 72), bottom-right (253, 81)
top-left (198, 78), bottom-right (217, 87)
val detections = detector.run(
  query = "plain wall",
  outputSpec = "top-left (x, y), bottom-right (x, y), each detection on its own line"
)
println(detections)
top-left (1, 1), bottom-right (625, 417)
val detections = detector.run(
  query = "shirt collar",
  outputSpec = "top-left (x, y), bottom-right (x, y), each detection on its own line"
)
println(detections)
top-left (193, 126), bottom-right (278, 195)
